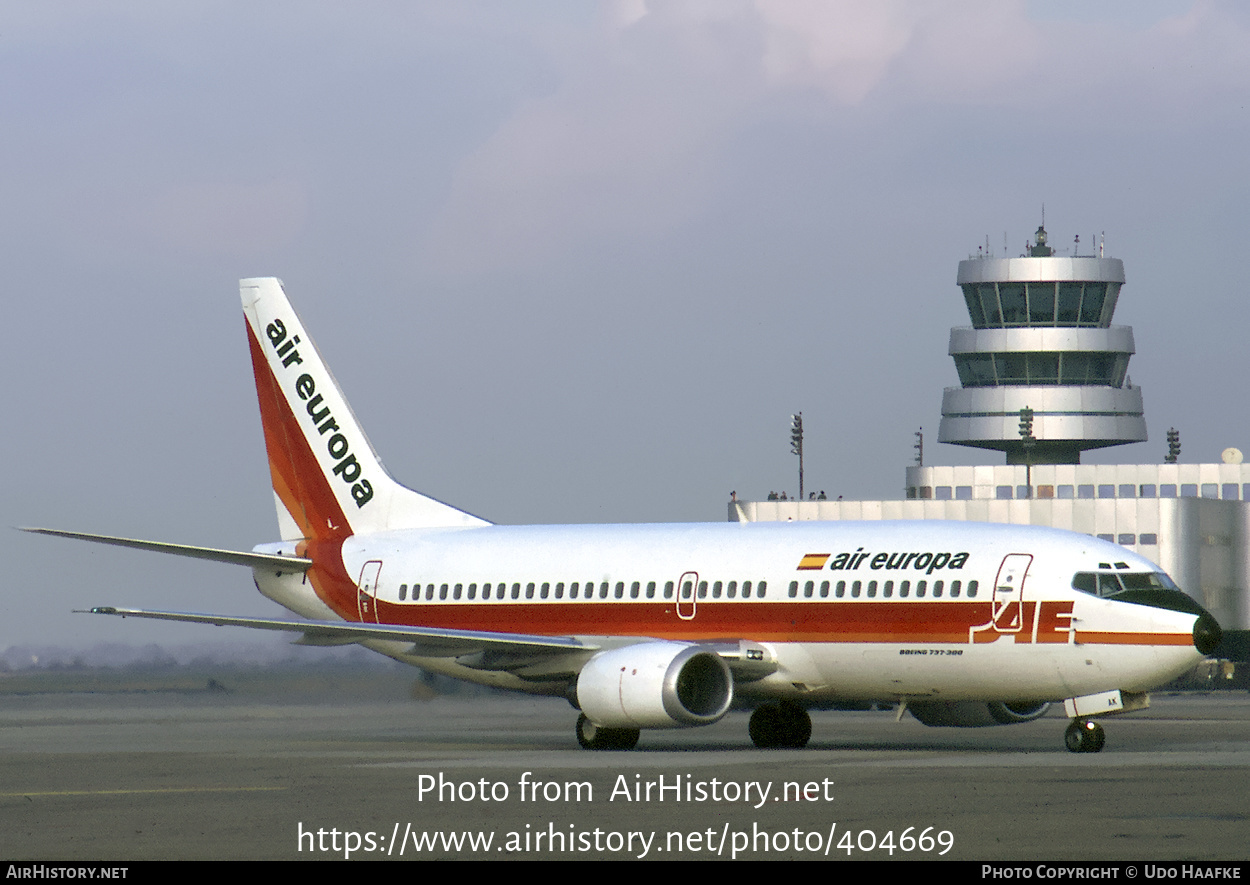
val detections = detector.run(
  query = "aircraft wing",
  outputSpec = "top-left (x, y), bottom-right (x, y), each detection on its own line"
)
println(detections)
top-left (81, 606), bottom-right (595, 659)
top-left (78, 607), bottom-right (774, 680)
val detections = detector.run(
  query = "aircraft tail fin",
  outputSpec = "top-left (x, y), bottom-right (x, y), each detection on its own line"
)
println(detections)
top-left (240, 277), bottom-right (490, 541)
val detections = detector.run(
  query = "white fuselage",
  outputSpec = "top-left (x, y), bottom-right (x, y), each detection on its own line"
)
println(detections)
top-left (253, 519), bottom-right (1205, 705)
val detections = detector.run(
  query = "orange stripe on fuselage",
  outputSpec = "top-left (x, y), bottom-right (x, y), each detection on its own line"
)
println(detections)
top-left (348, 598), bottom-right (1195, 647)
top-left (367, 599), bottom-right (988, 642)
top-left (1075, 631), bottom-right (1194, 646)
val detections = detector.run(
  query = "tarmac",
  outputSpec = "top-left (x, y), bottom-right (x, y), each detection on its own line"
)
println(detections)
top-left (1, 671), bottom-right (1247, 861)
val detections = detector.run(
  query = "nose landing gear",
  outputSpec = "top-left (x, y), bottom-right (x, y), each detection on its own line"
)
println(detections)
top-left (1064, 719), bottom-right (1105, 753)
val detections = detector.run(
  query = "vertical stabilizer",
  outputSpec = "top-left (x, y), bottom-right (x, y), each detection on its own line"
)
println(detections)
top-left (240, 278), bottom-right (490, 540)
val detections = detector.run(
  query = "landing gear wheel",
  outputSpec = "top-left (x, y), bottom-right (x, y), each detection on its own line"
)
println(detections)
top-left (575, 714), bottom-right (639, 751)
top-left (1064, 719), bottom-right (1105, 753)
top-left (749, 705), bottom-right (781, 748)
top-left (749, 703), bottom-right (812, 749)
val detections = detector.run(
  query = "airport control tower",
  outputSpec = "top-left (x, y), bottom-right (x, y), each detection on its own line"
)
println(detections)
top-left (939, 225), bottom-right (1146, 464)
top-left (731, 222), bottom-right (1250, 639)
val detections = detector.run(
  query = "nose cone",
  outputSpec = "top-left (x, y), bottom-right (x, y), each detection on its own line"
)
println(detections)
top-left (1104, 585), bottom-right (1222, 656)
top-left (1193, 611), bottom-right (1223, 656)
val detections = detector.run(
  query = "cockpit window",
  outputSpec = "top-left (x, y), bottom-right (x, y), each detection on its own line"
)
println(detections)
top-left (1073, 570), bottom-right (1178, 597)
top-left (1098, 573), bottom-right (1122, 596)
top-left (1072, 573), bottom-right (1097, 595)
top-left (1119, 572), bottom-right (1173, 592)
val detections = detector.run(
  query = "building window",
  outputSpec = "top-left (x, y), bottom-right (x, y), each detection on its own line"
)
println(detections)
top-left (1139, 533), bottom-right (1158, 545)
top-left (956, 486), bottom-right (973, 500)
top-left (1098, 485), bottom-right (1115, 499)
top-left (1117, 533), bottom-right (1136, 546)
top-left (1140, 484), bottom-right (1156, 498)
top-left (1097, 534), bottom-right (1114, 542)
top-left (1202, 483), bottom-right (1219, 499)
top-left (1036, 485), bottom-right (1054, 499)
top-left (919, 486), bottom-right (933, 499)
top-left (1057, 485), bottom-right (1074, 499)
top-left (1078, 485), bottom-right (1095, 499)
top-left (1181, 484), bottom-right (1198, 498)
top-left (1017, 485), bottom-right (1031, 499)
top-left (1161, 484), bottom-right (1177, 498)
top-left (906, 487), bottom-right (917, 499)
top-left (1118, 484), bottom-right (1135, 498)
top-left (1224, 484), bottom-right (1241, 500)
top-left (935, 486), bottom-right (952, 500)
top-left (996, 485), bottom-right (1013, 500)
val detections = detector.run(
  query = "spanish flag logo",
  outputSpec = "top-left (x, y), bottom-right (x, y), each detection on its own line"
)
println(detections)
top-left (797, 553), bottom-right (831, 571)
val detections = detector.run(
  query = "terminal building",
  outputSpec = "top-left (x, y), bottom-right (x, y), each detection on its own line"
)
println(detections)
top-left (730, 225), bottom-right (1250, 641)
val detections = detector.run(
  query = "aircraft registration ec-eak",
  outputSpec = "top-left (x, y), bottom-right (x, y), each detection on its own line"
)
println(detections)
top-left (27, 278), bottom-right (1223, 754)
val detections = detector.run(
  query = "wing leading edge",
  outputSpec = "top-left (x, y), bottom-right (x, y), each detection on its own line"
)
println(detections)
top-left (82, 606), bottom-right (593, 659)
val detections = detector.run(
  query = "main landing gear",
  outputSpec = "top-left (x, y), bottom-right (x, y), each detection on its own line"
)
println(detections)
top-left (749, 702), bottom-right (812, 749)
top-left (1064, 719), bottom-right (1106, 753)
top-left (576, 714), bottom-right (640, 751)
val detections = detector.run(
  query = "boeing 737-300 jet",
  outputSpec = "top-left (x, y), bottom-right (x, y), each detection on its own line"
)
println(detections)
top-left (26, 278), bottom-right (1222, 753)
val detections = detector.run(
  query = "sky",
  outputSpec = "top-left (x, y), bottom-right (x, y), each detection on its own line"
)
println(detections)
top-left (3, 0), bottom-right (1249, 651)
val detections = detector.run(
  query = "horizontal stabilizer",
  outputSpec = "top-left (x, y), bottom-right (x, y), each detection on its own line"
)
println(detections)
top-left (81, 606), bottom-right (593, 657)
top-left (22, 528), bottom-right (312, 572)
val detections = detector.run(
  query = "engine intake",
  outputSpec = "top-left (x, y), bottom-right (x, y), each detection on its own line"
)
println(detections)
top-left (576, 642), bottom-right (734, 729)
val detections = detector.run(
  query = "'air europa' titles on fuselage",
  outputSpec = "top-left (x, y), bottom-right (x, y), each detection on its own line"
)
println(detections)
top-left (264, 318), bottom-right (374, 508)
top-left (798, 550), bottom-right (971, 575)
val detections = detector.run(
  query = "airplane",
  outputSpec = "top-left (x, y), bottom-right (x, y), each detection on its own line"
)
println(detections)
top-left (26, 277), bottom-right (1222, 754)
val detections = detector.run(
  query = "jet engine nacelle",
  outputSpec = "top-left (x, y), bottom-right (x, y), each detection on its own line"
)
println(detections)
top-left (576, 642), bottom-right (734, 729)
top-left (908, 700), bottom-right (1051, 728)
